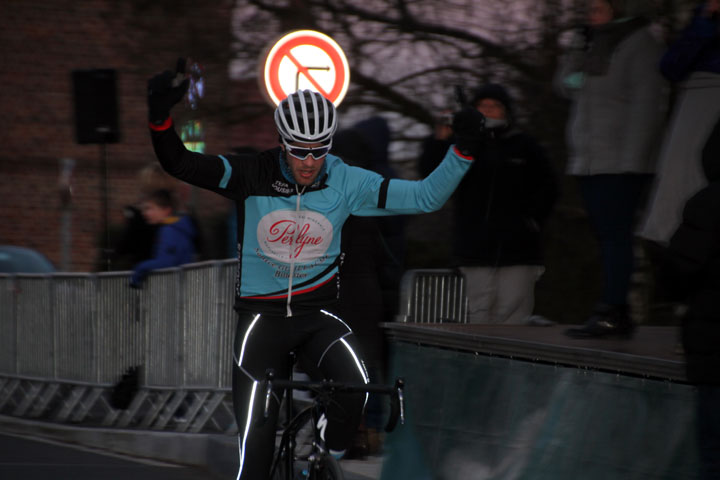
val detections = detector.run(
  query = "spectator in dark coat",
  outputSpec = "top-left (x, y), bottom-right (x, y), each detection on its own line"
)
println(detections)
top-left (113, 205), bottom-right (157, 270)
top-left (662, 115), bottom-right (720, 479)
top-left (112, 162), bottom-right (177, 270)
top-left (332, 127), bottom-right (388, 458)
top-left (331, 128), bottom-right (386, 370)
top-left (660, 0), bottom-right (720, 84)
top-left (419, 83), bottom-right (558, 324)
top-left (353, 116), bottom-right (407, 323)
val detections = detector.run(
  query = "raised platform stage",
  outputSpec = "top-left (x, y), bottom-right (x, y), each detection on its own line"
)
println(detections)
top-left (382, 323), bottom-right (686, 382)
top-left (380, 323), bottom-right (698, 480)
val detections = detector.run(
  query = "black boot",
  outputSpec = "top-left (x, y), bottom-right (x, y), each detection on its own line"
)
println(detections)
top-left (565, 303), bottom-right (635, 339)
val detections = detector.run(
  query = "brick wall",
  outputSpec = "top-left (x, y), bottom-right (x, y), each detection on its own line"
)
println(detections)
top-left (0, 1), bottom-right (278, 271)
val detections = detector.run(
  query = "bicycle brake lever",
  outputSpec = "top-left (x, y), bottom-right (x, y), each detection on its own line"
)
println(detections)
top-left (396, 378), bottom-right (405, 426)
top-left (398, 386), bottom-right (405, 426)
top-left (384, 378), bottom-right (405, 432)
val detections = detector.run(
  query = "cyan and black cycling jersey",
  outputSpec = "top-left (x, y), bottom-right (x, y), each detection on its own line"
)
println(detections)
top-left (151, 121), bottom-right (472, 316)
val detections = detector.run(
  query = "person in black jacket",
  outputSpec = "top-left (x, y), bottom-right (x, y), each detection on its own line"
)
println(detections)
top-left (353, 116), bottom-right (407, 326)
top-left (419, 83), bottom-right (558, 324)
top-left (663, 115), bottom-right (720, 479)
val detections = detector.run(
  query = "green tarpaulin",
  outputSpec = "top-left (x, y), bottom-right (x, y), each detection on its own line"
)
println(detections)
top-left (381, 342), bottom-right (699, 480)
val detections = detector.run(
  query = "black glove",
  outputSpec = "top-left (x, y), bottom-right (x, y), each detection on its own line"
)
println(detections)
top-left (451, 106), bottom-right (485, 157)
top-left (147, 69), bottom-right (189, 125)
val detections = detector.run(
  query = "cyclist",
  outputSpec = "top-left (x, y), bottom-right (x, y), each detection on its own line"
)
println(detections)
top-left (146, 67), bottom-right (482, 479)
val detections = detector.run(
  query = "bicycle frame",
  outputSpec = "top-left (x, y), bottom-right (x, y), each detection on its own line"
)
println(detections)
top-left (263, 368), bottom-right (405, 480)
top-left (272, 395), bottom-right (328, 479)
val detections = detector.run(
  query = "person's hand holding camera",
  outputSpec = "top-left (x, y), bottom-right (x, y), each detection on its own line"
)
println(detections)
top-left (451, 106), bottom-right (485, 158)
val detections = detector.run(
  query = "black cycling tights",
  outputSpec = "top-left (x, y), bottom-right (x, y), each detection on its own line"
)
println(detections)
top-left (232, 309), bottom-right (369, 480)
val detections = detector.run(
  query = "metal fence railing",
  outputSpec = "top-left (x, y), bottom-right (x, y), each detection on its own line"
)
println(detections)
top-left (0, 264), bottom-right (464, 432)
top-left (394, 269), bottom-right (468, 323)
top-left (0, 259), bottom-right (239, 433)
top-left (1, 260), bottom-right (238, 388)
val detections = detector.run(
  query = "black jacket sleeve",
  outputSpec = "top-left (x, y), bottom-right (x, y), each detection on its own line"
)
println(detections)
top-left (151, 123), bottom-right (246, 200)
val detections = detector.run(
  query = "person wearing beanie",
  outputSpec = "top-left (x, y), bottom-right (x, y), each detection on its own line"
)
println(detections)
top-left (419, 83), bottom-right (558, 324)
top-left (555, 0), bottom-right (668, 338)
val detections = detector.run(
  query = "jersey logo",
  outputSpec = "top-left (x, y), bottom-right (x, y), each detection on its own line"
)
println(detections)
top-left (272, 180), bottom-right (293, 194)
top-left (257, 210), bottom-right (333, 262)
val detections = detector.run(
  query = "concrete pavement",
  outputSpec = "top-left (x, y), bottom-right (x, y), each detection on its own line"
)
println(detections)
top-left (0, 415), bottom-right (383, 479)
top-left (0, 432), bottom-right (220, 480)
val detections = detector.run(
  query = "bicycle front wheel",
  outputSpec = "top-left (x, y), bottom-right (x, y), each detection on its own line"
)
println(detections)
top-left (309, 453), bottom-right (344, 480)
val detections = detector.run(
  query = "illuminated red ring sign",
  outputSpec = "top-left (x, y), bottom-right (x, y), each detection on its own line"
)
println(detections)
top-left (262, 30), bottom-right (350, 107)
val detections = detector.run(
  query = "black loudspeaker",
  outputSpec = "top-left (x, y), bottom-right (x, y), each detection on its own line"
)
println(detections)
top-left (72, 69), bottom-right (120, 144)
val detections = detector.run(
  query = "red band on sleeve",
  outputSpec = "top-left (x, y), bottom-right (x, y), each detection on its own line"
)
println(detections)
top-left (453, 146), bottom-right (474, 160)
top-left (149, 117), bottom-right (173, 131)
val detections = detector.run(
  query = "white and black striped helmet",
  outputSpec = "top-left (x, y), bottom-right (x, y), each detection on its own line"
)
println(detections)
top-left (274, 90), bottom-right (337, 144)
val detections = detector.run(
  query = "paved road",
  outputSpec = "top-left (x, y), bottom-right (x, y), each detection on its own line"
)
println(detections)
top-left (0, 432), bottom-right (221, 480)
top-left (0, 431), bottom-right (380, 480)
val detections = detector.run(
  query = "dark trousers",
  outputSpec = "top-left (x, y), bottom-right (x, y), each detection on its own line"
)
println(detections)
top-left (577, 174), bottom-right (651, 307)
top-left (698, 384), bottom-right (720, 479)
top-left (232, 309), bottom-right (368, 480)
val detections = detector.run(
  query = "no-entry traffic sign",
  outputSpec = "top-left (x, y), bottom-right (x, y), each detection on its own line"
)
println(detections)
top-left (261, 30), bottom-right (350, 107)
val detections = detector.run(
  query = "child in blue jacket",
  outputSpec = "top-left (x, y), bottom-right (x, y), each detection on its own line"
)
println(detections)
top-left (130, 189), bottom-right (197, 287)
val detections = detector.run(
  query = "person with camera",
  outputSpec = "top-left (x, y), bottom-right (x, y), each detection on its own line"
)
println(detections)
top-left (145, 64), bottom-right (482, 479)
top-left (419, 83), bottom-right (558, 324)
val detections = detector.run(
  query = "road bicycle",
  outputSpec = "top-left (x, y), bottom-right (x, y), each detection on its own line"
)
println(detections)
top-left (263, 368), bottom-right (405, 480)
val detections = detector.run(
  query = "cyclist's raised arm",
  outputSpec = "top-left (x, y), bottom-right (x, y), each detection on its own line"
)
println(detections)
top-left (345, 107), bottom-right (483, 216)
top-left (146, 65), bottom-right (253, 198)
top-left (345, 145), bottom-right (473, 216)
top-left (383, 146), bottom-right (472, 214)
top-left (150, 122), bottom-right (252, 197)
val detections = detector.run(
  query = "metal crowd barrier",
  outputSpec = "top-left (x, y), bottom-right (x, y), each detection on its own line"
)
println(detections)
top-left (394, 269), bottom-right (468, 323)
top-left (0, 259), bottom-right (239, 434)
top-left (0, 264), bottom-right (462, 433)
